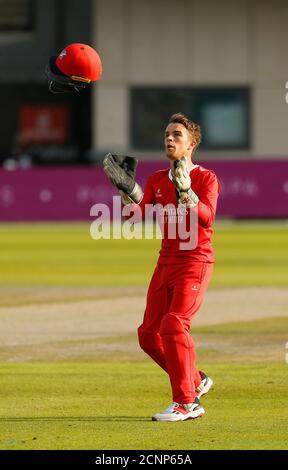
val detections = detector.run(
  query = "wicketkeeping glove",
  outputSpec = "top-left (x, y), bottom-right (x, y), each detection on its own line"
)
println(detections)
top-left (173, 157), bottom-right (199, 207)
top-left (103, 153), bottom-right (143, 204)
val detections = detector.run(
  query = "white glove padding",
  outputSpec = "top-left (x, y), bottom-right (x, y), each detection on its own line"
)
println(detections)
top-left (173, 157), bottom-right (199, 207)
top-left (119, 190), bottom-right (133, 205)
top-left (173, 156), bottom-right (191, 192)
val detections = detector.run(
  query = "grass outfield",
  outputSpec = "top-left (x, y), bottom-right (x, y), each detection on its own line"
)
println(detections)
top-left (0, 220), bottom-right (287, 288)
top-left (0, 362), bottom-right (287, 450)
top-left (0, 221), bottom-right (287, 450)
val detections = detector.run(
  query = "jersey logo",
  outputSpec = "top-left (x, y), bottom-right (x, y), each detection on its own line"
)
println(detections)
top-left (155, 188), bottom-right (162, 197)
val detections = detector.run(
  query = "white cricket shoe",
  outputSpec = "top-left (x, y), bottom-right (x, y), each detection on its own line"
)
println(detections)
top-left (195, 371), bottom-right (213, 399)
top-left (152, 398), bottom-right (205, 422)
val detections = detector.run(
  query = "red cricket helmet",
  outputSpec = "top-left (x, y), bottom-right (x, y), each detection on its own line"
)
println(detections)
top-left (55, 43), bottom-right (102, 82)
top-left (46, 43), bottom-right (102, 94)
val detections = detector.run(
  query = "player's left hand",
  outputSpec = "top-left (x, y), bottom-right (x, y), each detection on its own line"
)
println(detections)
top-left (172, 157), bottom-right (199, 207)
top-left (172, 156), bottom-right (191, 192)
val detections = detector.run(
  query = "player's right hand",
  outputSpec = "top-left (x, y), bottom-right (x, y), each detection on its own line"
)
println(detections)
top-left (103, 153), bottom-right (143, 204)
top-left (103, 153), bottom-right (135, 193)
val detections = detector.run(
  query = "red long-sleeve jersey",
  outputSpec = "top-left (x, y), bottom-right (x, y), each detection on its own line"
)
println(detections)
top-left (126, 164), bottom-right (220, 264)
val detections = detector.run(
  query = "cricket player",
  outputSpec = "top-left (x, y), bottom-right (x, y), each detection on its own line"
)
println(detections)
top-left (104, 112), bottom-right (220, 422)
top-left (44, 47), bottom-right (221, 421)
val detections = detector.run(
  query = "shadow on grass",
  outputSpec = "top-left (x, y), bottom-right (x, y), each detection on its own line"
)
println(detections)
top-left (1, 416), bottom-right (149, 422)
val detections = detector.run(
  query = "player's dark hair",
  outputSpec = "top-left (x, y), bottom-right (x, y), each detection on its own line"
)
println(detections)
top-left (168, 113), bottom-right (202, 152)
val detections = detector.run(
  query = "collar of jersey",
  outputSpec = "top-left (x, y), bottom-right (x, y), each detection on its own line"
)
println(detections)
top-left (168, 164), bottom-right (199, 182)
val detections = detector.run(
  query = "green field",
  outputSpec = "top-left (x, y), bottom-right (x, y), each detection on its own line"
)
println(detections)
top-left (0, 361), bottom-right (287, 450)
top-left (0, 221), bottom-right (287, 450)
top-left (0, 220), bottom-right (287, 287)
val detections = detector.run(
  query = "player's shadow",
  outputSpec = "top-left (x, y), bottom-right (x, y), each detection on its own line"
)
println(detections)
top-left (3, 416), bottom-right (149, 422)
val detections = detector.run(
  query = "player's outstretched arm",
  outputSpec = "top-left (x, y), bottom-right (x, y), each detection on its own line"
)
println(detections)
top-left (172, 156), bottom-right (199, 207)
top-left (103, 153), bottom-right (143, 204)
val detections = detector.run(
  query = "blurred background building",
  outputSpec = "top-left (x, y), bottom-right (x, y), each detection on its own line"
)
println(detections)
top-left (0, 0), bottom-right (93, 166)
top-left (0, 0), bottom-right (287, 219)
top-left (94, 0), bottom-right (288, 161)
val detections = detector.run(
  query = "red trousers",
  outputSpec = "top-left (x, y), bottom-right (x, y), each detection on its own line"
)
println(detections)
top-left (138, 261), bottom-right (213, 404)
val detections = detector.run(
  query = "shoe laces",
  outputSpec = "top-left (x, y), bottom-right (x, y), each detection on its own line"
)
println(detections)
top-left (196, 376), bottom-right (208, 392)
top-left (182, 403), bottom-right (194, 410)
top-left (164, 402), bottom-right (180, 412)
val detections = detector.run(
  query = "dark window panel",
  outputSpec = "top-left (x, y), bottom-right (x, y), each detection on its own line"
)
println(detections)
top-left (130, 87), bottom-right (250, 151)
top-left (0, 0), bottom-right (34, 30)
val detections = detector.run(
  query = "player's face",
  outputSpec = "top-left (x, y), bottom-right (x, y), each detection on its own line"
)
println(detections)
top-left (164, 123), bottom-right (194, 161)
